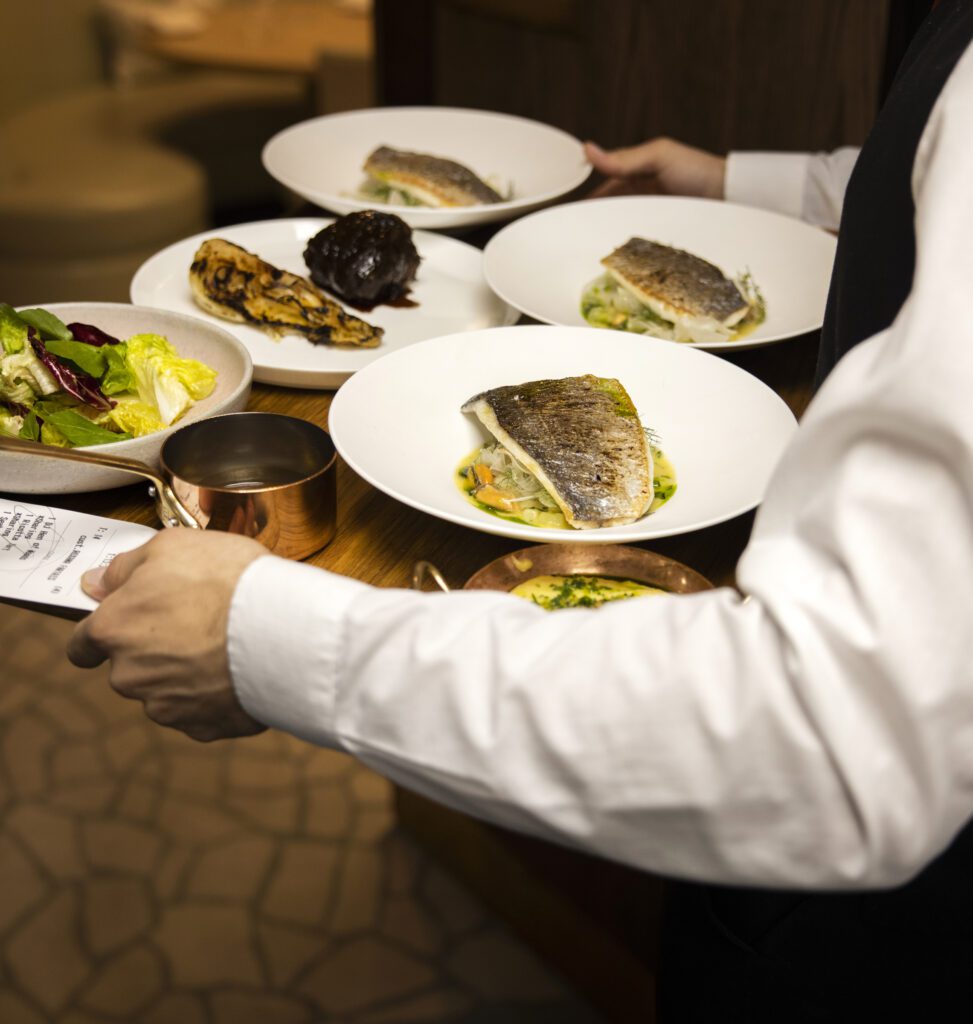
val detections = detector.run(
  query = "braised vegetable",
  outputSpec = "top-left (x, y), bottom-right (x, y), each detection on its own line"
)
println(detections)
top-left (303, 210), bottom-right (420, 308)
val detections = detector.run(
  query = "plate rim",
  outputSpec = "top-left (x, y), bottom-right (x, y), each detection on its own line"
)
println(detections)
top-left (482, 193), bottom-right (837, 351)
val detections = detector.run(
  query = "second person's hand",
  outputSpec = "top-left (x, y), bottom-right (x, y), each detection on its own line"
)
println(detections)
top-left (584, 137), bottom-right (726, 200)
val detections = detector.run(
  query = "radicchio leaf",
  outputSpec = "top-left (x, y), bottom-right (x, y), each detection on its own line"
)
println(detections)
top-left (30, 331), bottom-right (114, 411)
top-left (1, 399), bottom-right (30, 417)
top-left (67, 322), bottom-right (121, 347)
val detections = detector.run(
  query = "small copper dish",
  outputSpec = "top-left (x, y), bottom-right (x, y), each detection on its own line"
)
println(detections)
top-left (0, 412), bottom-right (337, 560)
top-left (414, 543), bottom-right (713, 597)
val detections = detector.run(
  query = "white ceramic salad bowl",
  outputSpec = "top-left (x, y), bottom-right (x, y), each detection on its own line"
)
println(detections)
top-left (1, 303), bottom-right (252, 494)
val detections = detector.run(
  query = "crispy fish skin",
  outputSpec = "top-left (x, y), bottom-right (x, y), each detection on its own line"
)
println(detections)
top-left (189, 239), bottom-right (382, 348)
top-left (602, 237), bottom-right (750, 333)
top-left (462, 375), bottom-right (653, 529)
top-left (364, 145), bottom-right (503, 207)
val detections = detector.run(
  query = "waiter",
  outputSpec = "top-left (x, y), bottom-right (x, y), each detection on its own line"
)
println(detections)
top-left (587, 2), bottom-right (973, 1017)
top-left (70, 2), bottom-right (973, 1020)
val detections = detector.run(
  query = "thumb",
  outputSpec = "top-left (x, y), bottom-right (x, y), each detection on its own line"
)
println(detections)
top-left (81, 538), bottom-right (155, 602)
top-left (81, 567), bottom-right (108, 601)
top-left (584, 140), bottom-right (661, 178)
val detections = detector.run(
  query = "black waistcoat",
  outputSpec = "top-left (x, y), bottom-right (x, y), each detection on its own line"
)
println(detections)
top-left (815, 0), bottom-right (973, 386)
top-left (661, 8), bottom-right (973, 1023)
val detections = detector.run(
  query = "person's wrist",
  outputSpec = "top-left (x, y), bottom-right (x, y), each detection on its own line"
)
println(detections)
top-left (713, 156), bottom-right (727, 199)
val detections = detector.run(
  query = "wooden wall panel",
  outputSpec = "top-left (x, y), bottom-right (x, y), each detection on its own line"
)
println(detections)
top-left (378, 0), bottom-right (892, 153)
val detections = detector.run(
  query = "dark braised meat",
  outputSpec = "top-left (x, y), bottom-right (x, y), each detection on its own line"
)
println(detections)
top-left (303, 210), bottom-right (420, 308)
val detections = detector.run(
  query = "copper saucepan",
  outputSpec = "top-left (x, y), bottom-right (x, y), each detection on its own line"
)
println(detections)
top-left (0, 412), bottom-right (337, 560)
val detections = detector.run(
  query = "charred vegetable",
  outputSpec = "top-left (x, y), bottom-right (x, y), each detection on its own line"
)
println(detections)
top-left (190, 239), bottom-right (382, 348)
top-left (303, 210), bottom-right (420, 308)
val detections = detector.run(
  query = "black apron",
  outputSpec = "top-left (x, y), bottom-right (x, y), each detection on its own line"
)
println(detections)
top-left (815, 0), bottom-right (973, 384)
top-left (662, 3), bottom-right (973, 1021)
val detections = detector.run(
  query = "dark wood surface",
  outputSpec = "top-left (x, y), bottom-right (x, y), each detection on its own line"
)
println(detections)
top-left (376, 0), bottom-right (891, 152)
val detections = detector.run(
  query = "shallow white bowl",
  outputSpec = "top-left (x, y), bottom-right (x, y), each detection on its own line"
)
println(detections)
top-left (262, 106), bottom-right (591, 230)
top-left (329, 325), bottom-right (798, 544)
top-left (2, 303), bottom-right (252, 494)
top-left (483, 196), bottom-right (837, 350)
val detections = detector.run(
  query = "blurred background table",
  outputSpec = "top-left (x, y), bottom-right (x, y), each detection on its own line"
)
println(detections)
top-left (135, 0), bottom-right (371, 75)
top-left (131, 0), bottom-right (374, 111)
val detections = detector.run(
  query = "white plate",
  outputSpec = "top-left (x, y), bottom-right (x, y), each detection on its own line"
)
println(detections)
top-left (483, 196), bottom-right (837, 350)
top-left (131, 217), bottom-right (516, 388)
top-left (329, 325), bottom-right (798, 544)
top-left (261, 107), bottom-right (591, 230)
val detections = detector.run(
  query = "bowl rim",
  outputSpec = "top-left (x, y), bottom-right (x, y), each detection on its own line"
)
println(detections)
top-left (160, 411), bottom-right (337, 492)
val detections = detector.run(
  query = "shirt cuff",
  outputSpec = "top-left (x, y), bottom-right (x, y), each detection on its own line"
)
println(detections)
top-left (725, 151), bottom-right (811, 220)
top-left (227, 554), bottom-right (372, 748)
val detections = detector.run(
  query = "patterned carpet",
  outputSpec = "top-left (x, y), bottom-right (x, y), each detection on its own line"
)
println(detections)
top-left (0, 607), bottom-right (602, 1024)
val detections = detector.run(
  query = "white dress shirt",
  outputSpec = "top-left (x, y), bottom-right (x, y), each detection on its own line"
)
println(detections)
top-left (726, 147), bottom-right (859, 231)
top-left (229, 44), bottom-right (973, 890)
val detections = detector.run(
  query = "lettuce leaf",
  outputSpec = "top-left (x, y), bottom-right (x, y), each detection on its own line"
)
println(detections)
top-left (66, 322), bottom-right (121, 347)
top-left (18, 408), bottom-right (40, 441)
top-left (40, 421), bottom-right (71, 447)
top-left (43, 338), bottom-right (107, 378)
top-left (18, 308), bottom-right (74, 342)
top-left (0, 346), bottom-right (60, 405)
top-left (101, 344), bottom-right (135, 395)
top-left (31, 335), bottom-right (113, 411)
top-left (0, 304), bottom-right (29, 354)
top-left (125, 333), bottom-right (216, 425)
top-left (0, 408), bottom-right (24, 438)
top-left (35, 406), bottom-right (130, 447)
top-left (100, 394), bottom-right (165, 437)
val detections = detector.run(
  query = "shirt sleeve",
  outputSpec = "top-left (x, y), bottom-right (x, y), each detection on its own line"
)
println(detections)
top-left (229, 49), bottom-right (973, 891)
top-left (726, 147), bottom-right (860, 231)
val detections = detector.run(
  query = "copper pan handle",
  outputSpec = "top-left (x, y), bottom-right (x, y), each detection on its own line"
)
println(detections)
top-left (0, 434), bottom-right (201, 530)
top-left (411, 560), bottom-right (452, 593)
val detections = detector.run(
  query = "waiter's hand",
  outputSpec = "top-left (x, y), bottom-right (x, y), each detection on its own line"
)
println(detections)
top-left (68, 530), bottom-right (268, 742)
top-left (584, 137), bottom-right (726, 199)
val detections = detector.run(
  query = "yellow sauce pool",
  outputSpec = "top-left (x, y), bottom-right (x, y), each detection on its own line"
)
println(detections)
top-left (510, 574), bottom-right (665, 610)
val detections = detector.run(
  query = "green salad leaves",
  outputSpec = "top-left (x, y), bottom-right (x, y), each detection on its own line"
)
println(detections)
top-left (0, 304), bottom-right (217, 448)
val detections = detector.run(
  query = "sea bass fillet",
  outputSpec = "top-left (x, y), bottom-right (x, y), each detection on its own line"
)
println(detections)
top-left (462, 375), bottom-right (653, 529)
top-left (189, 239), bottom-right (382, 347)
top-left (602, 238), bottom-right (750, 342)
top-left (364, 146), bottom-right (503, 207)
